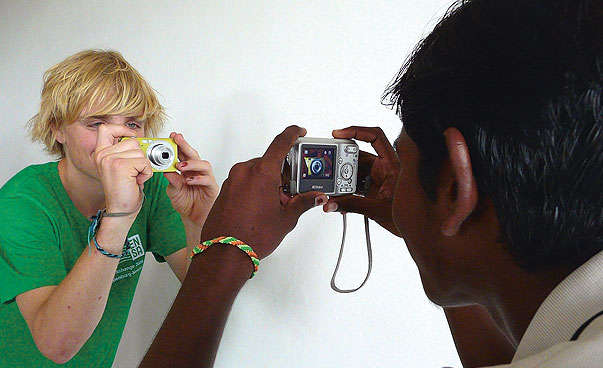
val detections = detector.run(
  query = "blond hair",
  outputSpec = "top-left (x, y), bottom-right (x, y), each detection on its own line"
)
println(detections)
top-left (28, 49), bottom-right (166, 157)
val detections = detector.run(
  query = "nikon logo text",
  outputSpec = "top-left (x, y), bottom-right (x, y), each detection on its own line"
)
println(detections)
top-left (312, 185), bottom-right (323, 189)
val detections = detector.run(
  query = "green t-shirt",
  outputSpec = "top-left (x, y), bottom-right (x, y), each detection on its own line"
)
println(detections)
top-left (0, 162), bottom-right (186, 367)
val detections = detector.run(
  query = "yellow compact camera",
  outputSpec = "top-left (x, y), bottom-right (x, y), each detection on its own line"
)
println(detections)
top-left (121, 137), bottom-right (178, 172)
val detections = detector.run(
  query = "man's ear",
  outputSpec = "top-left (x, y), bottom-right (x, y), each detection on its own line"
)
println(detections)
top-left (51, 123), bottom-right (65, 144)
top-left (440, 127), bottom-right (478, 236)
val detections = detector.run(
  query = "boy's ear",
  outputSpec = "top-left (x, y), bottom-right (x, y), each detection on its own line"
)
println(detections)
top-left (51, 124), bottom-right (65, 144)
top-left (440, 127), bottom-right (478, 236)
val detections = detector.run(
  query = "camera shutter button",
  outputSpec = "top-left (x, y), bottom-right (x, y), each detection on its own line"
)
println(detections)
top-left (340, 163), bottom-right (353, 179)
top-left (345, 146), bottom-right (358, 154)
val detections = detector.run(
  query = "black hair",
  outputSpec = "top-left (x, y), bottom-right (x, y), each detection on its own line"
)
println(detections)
top-left (383, 0), bottom-right (602, 270)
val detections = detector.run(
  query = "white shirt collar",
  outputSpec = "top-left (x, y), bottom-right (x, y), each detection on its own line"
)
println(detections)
top-left (513, 251), bottom-right (603, 361)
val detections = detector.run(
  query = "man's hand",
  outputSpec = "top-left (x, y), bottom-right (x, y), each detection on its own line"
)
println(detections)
top-left (164, 132), bottom-right (219, 227)
top-left (93, 124), bottom-right (153, 215)
top-left (323, 126), bottom-right (402, 237)
top-left (200, 125), bottom-right (326, 259)
top-left (140, 126), bottom-right (329, 368)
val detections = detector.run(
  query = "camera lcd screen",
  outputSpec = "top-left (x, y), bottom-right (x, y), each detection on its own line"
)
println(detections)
top-left (300, 146), bottom-right (335, 180)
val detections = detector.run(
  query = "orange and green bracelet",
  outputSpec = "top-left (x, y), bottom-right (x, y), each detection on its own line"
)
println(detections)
top-left (190, 236), bottom-right (260, 278)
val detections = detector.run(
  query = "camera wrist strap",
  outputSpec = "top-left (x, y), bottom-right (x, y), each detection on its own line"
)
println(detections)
top-left (330, 213), bottom-right (372, 293)
top-left (87, 188), bottom-right (145, 256)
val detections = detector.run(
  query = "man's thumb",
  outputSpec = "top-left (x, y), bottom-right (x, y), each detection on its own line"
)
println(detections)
top-left (163, 172), bottom-right (182, 190)
top-left (323, 195), bottom-right (376, 215)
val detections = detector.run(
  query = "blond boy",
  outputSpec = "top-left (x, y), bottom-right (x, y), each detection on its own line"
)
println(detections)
top-left (0, 50), bottom-right (218, 366)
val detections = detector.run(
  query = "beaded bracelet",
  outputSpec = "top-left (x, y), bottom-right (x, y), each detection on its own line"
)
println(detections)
top-left (190, 236), bottom-right (260, 278)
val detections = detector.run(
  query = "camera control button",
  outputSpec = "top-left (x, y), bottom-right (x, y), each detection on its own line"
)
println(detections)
top-left (337, 178), bottom-right (342, 184)
top-left (340, 163), bottom-right (353, 180)
top-left (345, 146), bottom-right (358, 154)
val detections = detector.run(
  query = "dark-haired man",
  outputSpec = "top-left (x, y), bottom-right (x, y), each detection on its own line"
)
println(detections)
top-left (140, 0), bottom-right (602, 366)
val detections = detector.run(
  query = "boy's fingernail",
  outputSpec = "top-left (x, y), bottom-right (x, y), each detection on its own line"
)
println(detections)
top-left (179, 161), bottom-right (187, 167)
top-left (325, 202), bottom-right (338, 212)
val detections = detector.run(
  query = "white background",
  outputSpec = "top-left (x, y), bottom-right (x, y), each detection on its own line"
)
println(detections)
top-left (0, 1), bottom-right (461, 367)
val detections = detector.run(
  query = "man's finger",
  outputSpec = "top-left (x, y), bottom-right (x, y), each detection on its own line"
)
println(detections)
top-left (176, 159), bottom-right (212, 175)
top-left (332, 126), bottom-right (397, 162)
top-left (163, 172), bottom-right (183, 190)
top-left (97, 147), bottom-right (145, 161)
top-left (286, 191), bottom-right (325, 217)
top-left (184, 175), bottom-right (215, 187)
top-left (261, 125), bottom-right (307, 171)
top-left (323, 195), bottom-right (389, 217)
top-left (358, 150), bottom-right (376, 178)
top-left (170, 132), bottom-right (200, 161)
top-left (96, 124), bottom-right (138, 151)
top-left (133, 158), bottom-right (154, 186)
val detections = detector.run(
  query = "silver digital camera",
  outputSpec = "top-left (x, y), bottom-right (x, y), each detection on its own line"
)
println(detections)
top-left (283, 137), bottom-right (359, 196)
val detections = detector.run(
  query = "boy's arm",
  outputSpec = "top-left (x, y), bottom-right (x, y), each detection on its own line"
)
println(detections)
top-left (163, 132), bottom-right (219, 283)
top-left (444, 304), bottom-right (516, 367)
top-left (15, 125), bottom-right (154, 364)
top-left (16, 217), bottom-right (134, 364)
top-left (165, 217), bottom-right (201, 283)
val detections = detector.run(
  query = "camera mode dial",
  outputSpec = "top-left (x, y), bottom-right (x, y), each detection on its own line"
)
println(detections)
top-left (340, 163), bottom-right (353, 180)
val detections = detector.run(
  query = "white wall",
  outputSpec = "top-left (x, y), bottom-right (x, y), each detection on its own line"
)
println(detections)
top-left (0, 1), bottom-right (461, 367)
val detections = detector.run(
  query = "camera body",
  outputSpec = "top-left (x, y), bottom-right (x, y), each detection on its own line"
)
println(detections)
top-left (121, 137), bottom-right (178, 172)
top-left (285, 137), bottom-right (359, 196)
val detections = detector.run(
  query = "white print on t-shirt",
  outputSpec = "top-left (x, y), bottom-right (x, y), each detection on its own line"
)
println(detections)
top-left (113, 234), bottom-right (144, 283)
top-left (126, 234), bottom-right (145, 261)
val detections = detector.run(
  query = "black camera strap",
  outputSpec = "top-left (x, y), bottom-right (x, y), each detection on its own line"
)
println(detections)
top-left (330, 213), bottom-right (373, 293)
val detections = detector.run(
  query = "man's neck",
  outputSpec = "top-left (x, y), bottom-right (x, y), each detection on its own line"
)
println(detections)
top-left (483, 263), bottom-right (572, 347)
top-left (58, 158), bottom-right (105, 218)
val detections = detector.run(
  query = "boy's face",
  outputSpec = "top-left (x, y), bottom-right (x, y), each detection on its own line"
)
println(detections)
top-left (392, 131), bottom-right (463, 305)
top-left (55, 114), bottom-right (145, 181)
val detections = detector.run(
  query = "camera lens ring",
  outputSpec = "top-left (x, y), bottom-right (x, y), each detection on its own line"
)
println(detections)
top-left (147, 142), bottom-right (175, 170)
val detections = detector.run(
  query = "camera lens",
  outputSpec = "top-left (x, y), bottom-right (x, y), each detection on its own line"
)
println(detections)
top-left (148, 143), bottom-right (174, 167)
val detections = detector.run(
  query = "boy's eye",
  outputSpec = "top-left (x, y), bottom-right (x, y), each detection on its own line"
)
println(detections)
top-left (88, 121), bottom-right (103, 128)
top-left (126, 121), bottom-right (141, 129)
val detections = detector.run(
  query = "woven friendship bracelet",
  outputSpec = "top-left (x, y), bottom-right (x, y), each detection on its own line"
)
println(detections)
top-left (88, 211), bottom-right (123, 258)
top-left (92, 235), bottom-right (122, 258)
top-left (190, 236), bottom-right (260, 278)
top-left (87, 209), bottom-right (132, 258)
top-left (86, 189), bottom-right (144, 258)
